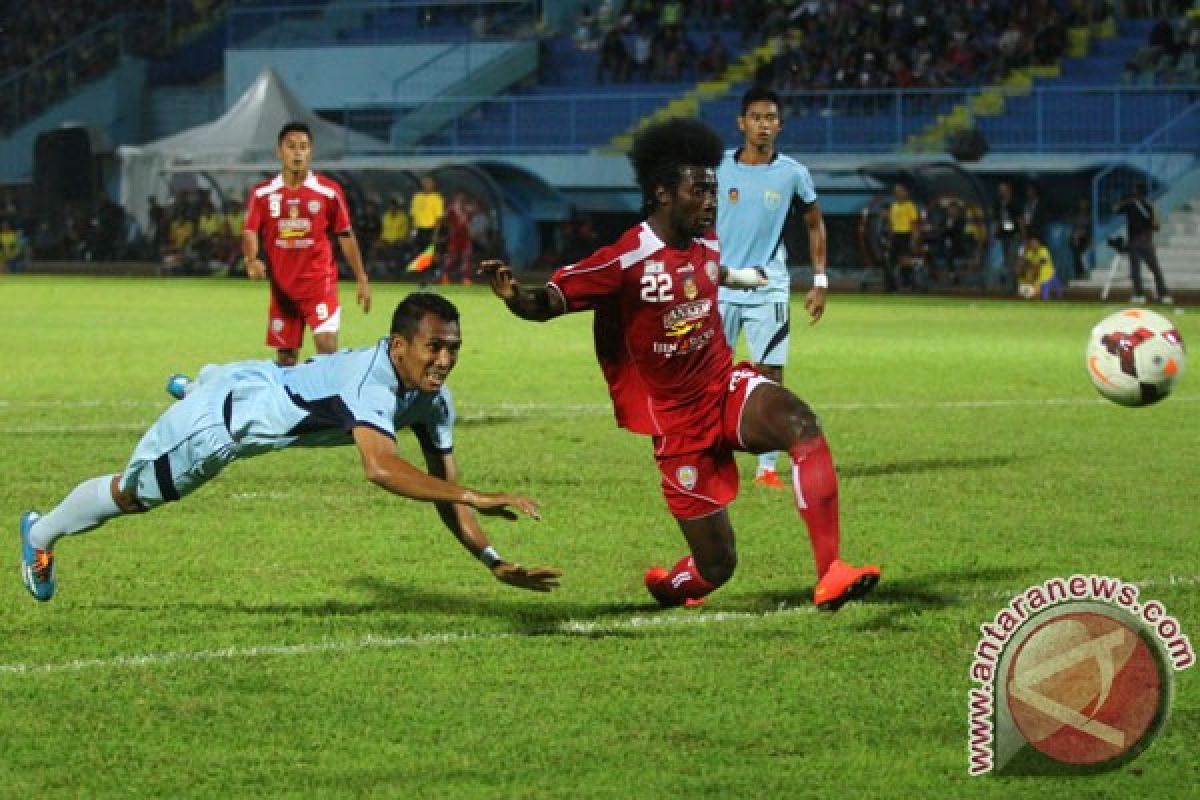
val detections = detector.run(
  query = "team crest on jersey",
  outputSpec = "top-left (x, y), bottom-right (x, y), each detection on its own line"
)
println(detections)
top-left (288, 205), bottom-right (300, 218)
top-left (682, 275), bottom-right (698, 300)
top-left (705, 260), bottom-right (719, 283)
top-left (676, 465), bottom-right (698, 490)
top-left (307, 200), bottom-right (321, 214)
top-left (763, 190), bottom-right (782, 211)
top-left (727, 188), bottom-right (739, 204)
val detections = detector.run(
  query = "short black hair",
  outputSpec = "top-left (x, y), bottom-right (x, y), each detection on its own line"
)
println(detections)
top-left (278, 122), bottom-right (312, 145)
top-left (1134, 181), bottom-right (1149, 197)
top-left (628, 117), bottom-right (724, 215)
top-left (391, 292), bottom-right (460, 339)
top-left (740, 86), bottom-right (782, 116)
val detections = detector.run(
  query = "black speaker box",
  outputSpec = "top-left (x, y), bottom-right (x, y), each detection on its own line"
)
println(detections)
top-left (33, 127), bottom-right (97, 220)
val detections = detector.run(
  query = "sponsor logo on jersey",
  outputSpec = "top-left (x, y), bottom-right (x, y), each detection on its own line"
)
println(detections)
top-left (764, 189), bottom-right (782, 211)
top-left (278, 215), bottom-right (313, 239)
top-left (665, 320), bottom-right (702, 338)
top-left (662, 298), bottom-right (711, 329)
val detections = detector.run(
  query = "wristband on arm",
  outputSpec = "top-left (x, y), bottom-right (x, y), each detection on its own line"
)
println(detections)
top-left (813, 273), bottom-right (829, 289)
top-left (479, 546), bottom-right (505, 569)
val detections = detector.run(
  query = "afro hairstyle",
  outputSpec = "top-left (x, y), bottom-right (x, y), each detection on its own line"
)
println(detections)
top-left (628, 117), bottom-right (725, 215)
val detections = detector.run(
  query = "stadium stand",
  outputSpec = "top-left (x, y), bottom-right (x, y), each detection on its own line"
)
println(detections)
top-left (2, 0), bottom-right (1197, 292)
top-left (0, 1), bottom-right (228, 133)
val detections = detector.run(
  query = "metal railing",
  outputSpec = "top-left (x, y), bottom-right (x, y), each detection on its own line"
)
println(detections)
top-left (227, 0), bottom-right (542, 48)
top-left (334, 86), bottom-right (1200, 156)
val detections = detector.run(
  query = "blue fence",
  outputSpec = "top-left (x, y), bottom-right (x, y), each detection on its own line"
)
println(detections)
top-left (338, 87), bottom-right (1200, 155)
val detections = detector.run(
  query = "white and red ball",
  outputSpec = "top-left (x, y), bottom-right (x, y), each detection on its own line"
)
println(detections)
top-left (1086, 309), bottom-right (1186, 407)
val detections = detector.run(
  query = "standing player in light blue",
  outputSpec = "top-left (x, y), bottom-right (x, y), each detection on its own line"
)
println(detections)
top-left (717, 86), bottom-right (829, 489)
top-left (19, 293), bottom-right (560, 602)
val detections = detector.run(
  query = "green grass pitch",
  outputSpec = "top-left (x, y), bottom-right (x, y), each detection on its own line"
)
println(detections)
top-left (1, 276), bottom-right (1197, 798)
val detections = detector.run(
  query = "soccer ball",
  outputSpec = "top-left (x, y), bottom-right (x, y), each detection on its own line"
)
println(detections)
top-left (1086, 309), bottom-right (1186, 406)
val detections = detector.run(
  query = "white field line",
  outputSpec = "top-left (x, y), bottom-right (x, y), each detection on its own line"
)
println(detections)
top-left (1, 395), bottom-right (1197, 435)
top-left (0, 606), bottom-right (819, 676)
top-left (2, 575), bottom-right (1196, 677)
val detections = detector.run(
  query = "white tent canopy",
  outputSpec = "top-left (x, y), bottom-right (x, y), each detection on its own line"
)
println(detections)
top-left (119, 68), bottom-right (382, 229)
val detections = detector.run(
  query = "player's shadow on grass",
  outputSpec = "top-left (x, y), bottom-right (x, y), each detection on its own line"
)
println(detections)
top-left (734, 565), bottom-right (1030, 627)
top-left (119, 576), bottom-right (649, 634)
top-left (838, 454), bottom-right (1018, 479)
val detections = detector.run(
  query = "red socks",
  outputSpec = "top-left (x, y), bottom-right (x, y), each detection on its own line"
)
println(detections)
top-left (789, 435), bottom-right (840, 578)
top-left (650, 555), bottom-right (717, 605)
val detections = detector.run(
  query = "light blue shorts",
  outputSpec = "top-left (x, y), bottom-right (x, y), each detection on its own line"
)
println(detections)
top-left (119, 377), bottom-right (239, 509)
top-left (719, 300), bottom-right (791, 367)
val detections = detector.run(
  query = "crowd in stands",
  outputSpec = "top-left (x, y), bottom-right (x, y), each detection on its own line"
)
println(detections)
top-left (1126, 7), bottom-right (1200, 84)
top-left (0, 0), bottom-right (226, 131)
top-left (574, 0), bottom-right (741, 83)
top-left (753, 0), bottom-right (1091, 103)
top-left (570, 0), bottom-right (1117, 93)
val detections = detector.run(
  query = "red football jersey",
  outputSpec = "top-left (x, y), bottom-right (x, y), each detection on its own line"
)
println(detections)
top-left (244, 172), bottom-right (352, 296)
top-left (549, 222), bottom-right (732, 437)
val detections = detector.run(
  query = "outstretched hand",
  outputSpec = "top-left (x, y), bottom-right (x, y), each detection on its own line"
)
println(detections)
top-left (479, 259), bottom-right (517, 301)
top-left (472, 492), bottom-right (541, 522)
top-left (491, 562), bottom-right (563, 592)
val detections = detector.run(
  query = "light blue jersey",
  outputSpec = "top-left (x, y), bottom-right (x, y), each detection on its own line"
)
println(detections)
top-left (120, 339), bottom-right (454, 507)
top-left (716, 148), bottom-right (817, 306)
top-left (223, 339), bottom-right (454, 455)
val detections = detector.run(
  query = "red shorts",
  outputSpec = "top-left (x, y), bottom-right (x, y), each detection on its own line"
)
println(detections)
top-left (654, 362), bottom-right (773, 519)
top-left (267, 277), bottom-right (340, 350)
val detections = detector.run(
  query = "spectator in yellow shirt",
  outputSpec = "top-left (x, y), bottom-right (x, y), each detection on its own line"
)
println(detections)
top-left (1017, 232), bottom-right (1058, 300)
top-left (374, 196), bottom-right (412, 273)
top-left (223, 200), bottom-right (246, 271)
top-left (1, 217), bottom-right (30, 272)
top-left (886, 184), bottom-right (919, 292)
top-left (410, 174), bottom-right (445, 256)
top-left (194, 199), bottom-right (226, 265)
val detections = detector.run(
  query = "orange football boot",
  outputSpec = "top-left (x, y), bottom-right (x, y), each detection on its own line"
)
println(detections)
top-left (813, 559), bottom-right (881, 612)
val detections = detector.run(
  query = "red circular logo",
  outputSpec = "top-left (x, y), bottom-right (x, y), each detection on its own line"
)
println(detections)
top-left (1006, 611), bottom-right (1163, 766)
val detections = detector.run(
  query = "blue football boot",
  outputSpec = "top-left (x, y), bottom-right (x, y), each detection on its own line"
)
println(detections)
top-left (165, 373), bottom-right (192, 400)
top-left (19, 511), bottom-right (55, 602)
